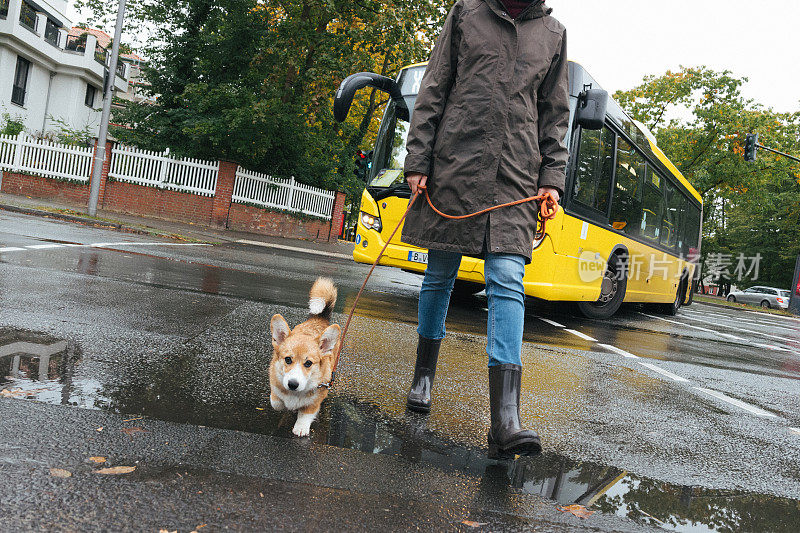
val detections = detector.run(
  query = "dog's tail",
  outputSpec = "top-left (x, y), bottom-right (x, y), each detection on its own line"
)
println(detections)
top-left (308, 277), bottom-right (337, 321)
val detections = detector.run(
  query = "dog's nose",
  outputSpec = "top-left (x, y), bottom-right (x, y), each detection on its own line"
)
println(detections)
top-left (287, 379), bottom-right (299, 390)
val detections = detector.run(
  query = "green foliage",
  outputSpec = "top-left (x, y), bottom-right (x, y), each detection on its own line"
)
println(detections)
top-left (0, 113), bottom-right (25, 136)
top-left (615, 67), bottom-right (800, 288)
top-left (78, 0), bottom-right (450, 200)
top-left (48, 117), bottom-right (94, 147)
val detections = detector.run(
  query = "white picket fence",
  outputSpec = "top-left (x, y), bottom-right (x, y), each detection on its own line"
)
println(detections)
top-left (0, 133), bottom-right (93, 182)
top-left (232, 168), bottom-right (336, 219)
top-left (109, 145), bottom-right (218, 197)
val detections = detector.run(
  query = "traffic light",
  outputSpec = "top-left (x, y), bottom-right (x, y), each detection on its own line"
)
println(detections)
top-left (744, 133), bottom-right (758, 162)
top-left (354, 149), bottom-right (371, 182)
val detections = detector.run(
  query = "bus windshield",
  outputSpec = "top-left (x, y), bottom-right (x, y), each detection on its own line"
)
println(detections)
top-left (369, 97), bottom-right (416, 188)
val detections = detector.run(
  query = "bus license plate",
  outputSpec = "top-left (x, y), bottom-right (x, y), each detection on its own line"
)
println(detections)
top-left (408, 251), bottom-right (428, 264)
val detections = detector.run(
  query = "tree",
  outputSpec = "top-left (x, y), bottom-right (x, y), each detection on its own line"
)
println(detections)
top-left (615, 67), bottom-right (800, 289)
top-left (74, 0), bottom-right (451, 199)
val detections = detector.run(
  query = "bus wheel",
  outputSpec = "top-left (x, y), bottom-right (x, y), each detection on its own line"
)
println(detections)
top-left (654, 278), bottom-right (686, 316)
top-left (452, 280), bottom-right (485, 297)
top-left (576, 257), bottom-right (627, 319)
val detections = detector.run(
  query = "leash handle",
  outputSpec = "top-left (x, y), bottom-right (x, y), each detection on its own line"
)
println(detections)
top-left (328, 186), bottom-right (559, 385)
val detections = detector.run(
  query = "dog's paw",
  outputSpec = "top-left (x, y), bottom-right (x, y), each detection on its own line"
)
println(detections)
top-left (269, 395), bottom-right (284, 410)
top-left (292, 423), bottom-right (311, 437)
top-left (292, 412), bottom-right (315, 437)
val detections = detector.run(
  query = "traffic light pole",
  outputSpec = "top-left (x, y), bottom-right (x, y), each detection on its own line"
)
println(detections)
top-left (755, 143), bottom-right (800, 163)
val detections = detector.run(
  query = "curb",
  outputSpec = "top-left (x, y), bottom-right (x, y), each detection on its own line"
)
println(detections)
top-left (1, 203), bottom-right (170, 239)
top-left (693, 297), bottom-right (797, 318)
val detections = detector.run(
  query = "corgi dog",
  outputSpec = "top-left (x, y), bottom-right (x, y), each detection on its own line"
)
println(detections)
top-left (269, 277), bottom-right (340, 437)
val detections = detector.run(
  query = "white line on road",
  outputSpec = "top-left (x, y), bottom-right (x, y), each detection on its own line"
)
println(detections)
top-left (679, 313), bottom-right (799, 342)
top-left (597, 343), bottom-right (639, 359)
top-left (694, 387), bottom-right (778, 418)
top-left (536, 317), bottom-right (566, 328)
top-left (565, 329), bottom-right (597, 342)
top-left (0, 242), bottom-right (212, 252)
top-left (25, 244), bottom-right (64, 249)
top-left (236, 239), bottom-right (352, 260)
top-left (790, 428), bottom-right (800, 436)
top-left (637, 361), bottom-right (689, 382)
top-left (643, 312), bottom-right (795, 351)
top-left (682, 310), bottom-right (797, 332)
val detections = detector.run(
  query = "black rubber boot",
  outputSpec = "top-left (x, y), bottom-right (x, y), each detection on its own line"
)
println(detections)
top-left (487, 364), bottom-right (542, 459)
top-left (406, 336), bottom-right (441, 413)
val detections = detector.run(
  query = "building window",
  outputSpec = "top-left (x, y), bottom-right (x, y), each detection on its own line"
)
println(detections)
top-left (1, 0), bottom-right (10, 19)
top-left (11, 56), bottom-right (31, 107)
top-left (19, 1), bottom-right (37, 32)
top-left (85, 84), bottom-right (97, 108)
top-left (45, 19), bottom-right (60, 47)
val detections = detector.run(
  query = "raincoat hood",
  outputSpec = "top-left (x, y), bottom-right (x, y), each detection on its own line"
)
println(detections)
top-left (486, 0), bottom-right (552, 20)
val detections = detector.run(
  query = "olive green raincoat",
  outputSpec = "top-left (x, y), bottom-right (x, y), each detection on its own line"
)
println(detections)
top-left (402, 0), bottom-right (570, 261)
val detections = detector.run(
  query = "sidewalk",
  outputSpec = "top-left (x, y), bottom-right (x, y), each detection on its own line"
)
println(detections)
top-left (0, 192), bottom-right (354, 257)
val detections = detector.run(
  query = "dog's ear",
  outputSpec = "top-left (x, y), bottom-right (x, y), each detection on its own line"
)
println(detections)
top-left (270, 314), bottom-right (290, 346)
top-left (319, 324), bottom-right (341, 356)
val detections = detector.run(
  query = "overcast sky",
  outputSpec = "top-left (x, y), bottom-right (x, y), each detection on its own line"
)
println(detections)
top-left (552, 0), bottom-right (800, 113)
top-left (68, 1), bottom-right (800, 113)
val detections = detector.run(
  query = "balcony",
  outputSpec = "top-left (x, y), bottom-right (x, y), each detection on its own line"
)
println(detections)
top-left (1, 1), bottom-right (129, 89)
top-left (18, 0), bottom-right (35, 32)
top-left (44, 17), bottom-right (59, 47)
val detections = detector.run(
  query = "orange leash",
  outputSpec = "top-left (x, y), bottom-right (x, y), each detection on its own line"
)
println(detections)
top-left (323, 185), bottom-right (558, 387)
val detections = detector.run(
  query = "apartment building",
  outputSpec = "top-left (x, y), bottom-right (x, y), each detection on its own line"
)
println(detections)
top-left (0, 0), bottom-right (127, 137)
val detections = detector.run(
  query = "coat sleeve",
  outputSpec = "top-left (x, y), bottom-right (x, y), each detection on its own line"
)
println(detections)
top-left (403, 3), bottom-right (461, 178)
top-left (536, 28), bottom-right (570, 197)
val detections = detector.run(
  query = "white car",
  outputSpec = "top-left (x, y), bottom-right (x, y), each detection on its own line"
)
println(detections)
top-left (727, 286), bottom-right (790, 309)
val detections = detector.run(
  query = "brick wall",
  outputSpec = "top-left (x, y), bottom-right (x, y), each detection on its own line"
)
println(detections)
top-left (227, 203), bottom-right (333, 241)
top-left (101, 180), bottom-right (215, 225)
top-left (0, 172), bottom-right (89, 205)
top-left (1, 151), bottom-right (346, 243)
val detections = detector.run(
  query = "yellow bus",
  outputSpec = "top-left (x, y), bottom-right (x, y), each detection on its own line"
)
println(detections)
top-left (334, 62), bottom-right (703, 318)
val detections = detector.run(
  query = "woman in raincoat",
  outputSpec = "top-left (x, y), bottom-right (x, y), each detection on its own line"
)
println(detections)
top-left (402, 0), bottom-right (570, 459)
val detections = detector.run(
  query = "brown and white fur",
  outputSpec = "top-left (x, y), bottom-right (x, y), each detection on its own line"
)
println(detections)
top-left (269, 277), bottom-right (340, 437)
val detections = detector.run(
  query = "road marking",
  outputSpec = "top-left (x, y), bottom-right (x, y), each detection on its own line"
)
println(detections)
top-left (536, 317), bottom-right (565, 328)
top-left (790, 428), bottom-right (800, 436)
top-left (679, 314), bottom-right (798, 343)
top-left (694, 387), bottom-right (778, 418)
top-left (637, 361), bottom-right (689, 382)
top-left (0, 242), bottom-right (211, 253)
top-left (597, 343), bottom-right (639, 359)
top-left (642, 313), bottom-right (750, 341)
top-left (25, 244), bottom-right (64, 249)
top-left (236, 239), bottom-right (352, 260)
top-left (682, 310), bottom-right (797, 332)
top-left (565, 329), bottom-right (597, 342)
top-left (645, 312), bottom-right (796, 351)
top-left (753, 342), bottom-right (792, 352)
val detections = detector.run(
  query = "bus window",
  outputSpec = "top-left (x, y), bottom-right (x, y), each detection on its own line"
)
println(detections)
top-left (609, 137), bottom-right (643, 237)
top-left (661, 180), bottom-right (680, 249)
top-left (682, 203), bottom-right (702, 258)
top-left (370, 98), bottom-right (415, 187)
top-left (572, 127), bottom-right (614, 216)
top-left (676, 195), bottom-right (689, 254)
top-left (641, 165), bottom-right (663, 242)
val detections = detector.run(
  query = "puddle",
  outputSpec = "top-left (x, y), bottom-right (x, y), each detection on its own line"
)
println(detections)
top-left (1, 327), bottom-right (799, 532)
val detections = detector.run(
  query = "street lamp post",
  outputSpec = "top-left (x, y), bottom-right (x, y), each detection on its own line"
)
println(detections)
top-left (87, 0), bottom-right (127, 216)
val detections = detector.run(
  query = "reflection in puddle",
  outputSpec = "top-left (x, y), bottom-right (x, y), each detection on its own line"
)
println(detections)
top-left (0, 328), bottom-right (108, 410)
top-left (1, 327), bottom-right (797, 532)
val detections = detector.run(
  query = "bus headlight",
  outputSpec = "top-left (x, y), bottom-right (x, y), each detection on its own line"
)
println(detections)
top-left (360, 212), bottom-right (382, 232)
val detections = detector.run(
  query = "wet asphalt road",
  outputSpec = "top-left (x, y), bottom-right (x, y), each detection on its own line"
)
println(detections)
top-left (1, 209), bottom-right (799, 532)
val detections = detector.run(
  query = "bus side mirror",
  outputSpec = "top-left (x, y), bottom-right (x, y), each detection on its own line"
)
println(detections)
top-left (334, 72), bottom-right (404, 123)
top-left (576, 89), bottom-right (608, 130)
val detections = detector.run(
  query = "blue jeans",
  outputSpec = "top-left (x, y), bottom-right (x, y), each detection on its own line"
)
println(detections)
top-left (417, 249), bottom-right (526, 367)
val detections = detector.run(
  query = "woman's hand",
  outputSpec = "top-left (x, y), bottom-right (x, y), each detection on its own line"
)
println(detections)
top-left (406, 173), bottom-right (428, 196)
top-left (538, 186), bottom-right (560, 204)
